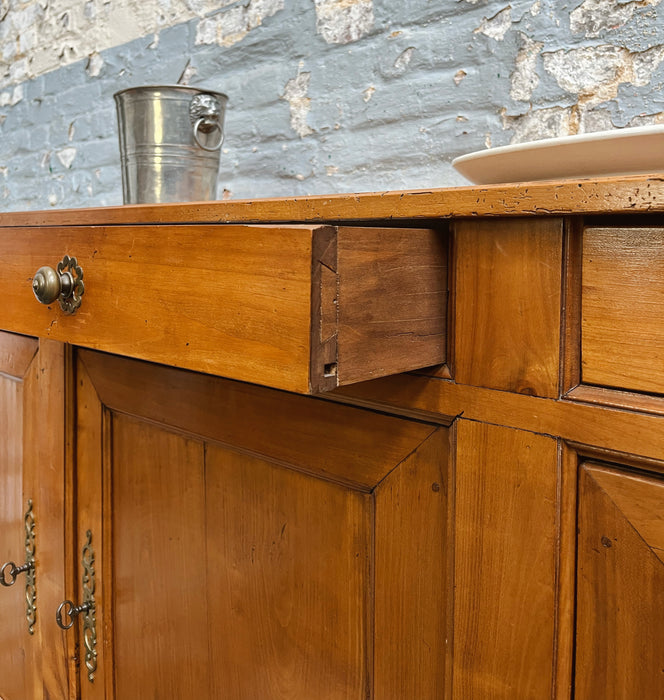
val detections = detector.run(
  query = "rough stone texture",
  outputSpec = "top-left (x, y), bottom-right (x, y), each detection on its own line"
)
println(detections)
top-left (511, 33), bottom-right (543, 101)
top-left (475, 6), bottom-right (513, 41)
top-left (195, 0), bottom-right (284, 48)
top-left (0, 0), bottom-right (239, 87)
top-left (543, 44), bottom-right (664, 106)
top-left (314, 0), bottom-right (374, 44)
top-left (0, 0), bottom-right (664, 210)
top-left (570, 0), bottom-right (662, 39)
top-left (281, 67), bottom-right (314, 138)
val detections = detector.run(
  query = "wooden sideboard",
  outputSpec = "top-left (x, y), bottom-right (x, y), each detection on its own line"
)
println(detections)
top-left (1, 175), bottom-right (663, 699)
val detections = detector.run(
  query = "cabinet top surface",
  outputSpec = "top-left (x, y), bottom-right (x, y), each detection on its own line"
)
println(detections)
top-left (2, 174), bottom-right (664, 226)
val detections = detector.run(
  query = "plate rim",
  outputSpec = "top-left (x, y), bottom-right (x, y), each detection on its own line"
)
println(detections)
top-left (452, 123), bottom-right (664, 168)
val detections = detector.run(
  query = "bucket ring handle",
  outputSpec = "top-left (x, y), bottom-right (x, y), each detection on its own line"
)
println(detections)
top-left (193, 118), bottom-right (224, 152)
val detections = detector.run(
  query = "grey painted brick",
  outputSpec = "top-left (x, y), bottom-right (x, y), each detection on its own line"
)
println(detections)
top-left (27, 124), bottom-right (50, 152)
top-left (95, 164), bottom-right (122, 189)
top-left (74, 138), bottom-right (121, 168)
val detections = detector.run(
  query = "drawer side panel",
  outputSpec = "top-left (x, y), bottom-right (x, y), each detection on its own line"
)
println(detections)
top-left (336, 226), bottom-right (447, 386)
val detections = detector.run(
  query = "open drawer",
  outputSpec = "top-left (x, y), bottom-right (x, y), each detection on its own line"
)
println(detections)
top-left (0, 223), bottom-right (447, 393)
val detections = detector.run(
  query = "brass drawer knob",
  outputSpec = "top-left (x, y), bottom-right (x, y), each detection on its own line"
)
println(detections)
top-left (32, 255), bottom-right (84, 314)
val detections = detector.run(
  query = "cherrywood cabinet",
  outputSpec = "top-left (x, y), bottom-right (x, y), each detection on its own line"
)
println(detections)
top-left (1, 177), bottom-right (664, 699)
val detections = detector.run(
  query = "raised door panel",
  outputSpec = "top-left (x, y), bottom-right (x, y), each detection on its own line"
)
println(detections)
top-left (576, 463), bottom-right (664, 699)
top-left (204, 445), bottom-right (369, 698)
top-left (112, 417), bottom-right (209, 698)
top-left (75, 350), bottom-right (450, 700)
top-left (452, 420), bottom-right (558, 699)
top-left (374, 431), bottom-right (449, 698)
top-left (0, 333), bottom-right (68, 700)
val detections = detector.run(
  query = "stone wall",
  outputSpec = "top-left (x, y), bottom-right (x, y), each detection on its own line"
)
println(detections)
top-left (0, 0), bottom-right (663, 209)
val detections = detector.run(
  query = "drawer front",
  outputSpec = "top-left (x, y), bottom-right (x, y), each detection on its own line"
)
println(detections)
top-left (2, 224), bottom-right (318, 393)
top-left (0, 223), bottom-right (446, 394)
top-left (582, 226), bottom-right (664, 396)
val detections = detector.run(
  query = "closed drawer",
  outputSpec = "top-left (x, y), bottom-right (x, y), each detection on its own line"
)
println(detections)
top-left (0, 223), bottom-right (447, 394)
top-left (582, 225), bottom-right (664, 396)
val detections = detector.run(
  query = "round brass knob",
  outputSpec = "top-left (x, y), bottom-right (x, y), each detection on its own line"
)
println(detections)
top-left (32, 255), bottom-right (84, 314)
top-left (32, 266), bottom-right (64, 305)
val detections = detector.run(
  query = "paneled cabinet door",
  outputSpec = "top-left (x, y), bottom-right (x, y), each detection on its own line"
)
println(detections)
top-left (576, 463), bottom-right (664, 699)
top-left (73, 350), bottom-right (450, 700)
top-left (0, 332), bottom-right (68, 700)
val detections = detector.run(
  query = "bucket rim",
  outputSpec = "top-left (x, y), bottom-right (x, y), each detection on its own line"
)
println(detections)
top-left (113, 84), bottom-right (228, 102)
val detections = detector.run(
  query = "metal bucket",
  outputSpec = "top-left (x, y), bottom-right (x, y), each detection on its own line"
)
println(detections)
top-left (114, 85), bottom-right (228, 204)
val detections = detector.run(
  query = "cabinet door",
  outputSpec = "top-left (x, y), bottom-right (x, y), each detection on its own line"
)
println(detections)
top-left (0, 332), bottom-right (68, 700)
top-left (74, 350), bottom-right (450, 700)
top-left (576, 463), bottom-right (664, 698)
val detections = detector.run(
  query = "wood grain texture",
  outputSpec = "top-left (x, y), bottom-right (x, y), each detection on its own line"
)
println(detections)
top-left (1, 175), bottom-right (664, 228)
top-left (310, 225), bottom-right (338, 393)
top-left (206, 445), bottom-right (369, 699)
top-left (576, 463), bottom-right (664, 699)
top-left (0, 350), bottom-right (27, 700)
top-left (582, 226), bottom-right (664, 394)
top-left (453, 420), bottom-right (557, 699)
top-left (454, 217), bottom-right (563, 397)
top-left (1, 222), bottom-right (446, 393)
top-left (23, 340), bottom-right (69, 700)
top-left (582, 465), bottom-right (664, 564)
top-left (561, 218), bottom-right (583, 394)
top-left (554, 445), bottom-right (578, 700)
top-left (79, 349), bottom-right (437, 491)
top-left (566, 384), bottom-right (664, 416)
top-left (76, 357), bottom-right (107, 700)
top-left (336, 226), bottom-right (447, 385)
top-left (0, 331), bottom-right (37, 376)
top-left (75, 349), bottom-right (449, 699)
top-left (319, 264), bottom-right (338, 345)
top-left (1, 224), bottom-right (319, 393)
top-left (0, 334), bottom-right (68, 700)
top-left (7, 188), bottom-right (664, 699)
top-left (335, 370), bottom-right (664, 464)
top-left (374, 429), bottom-right (449, 699)
top-left (112, 414), bottom-right (211, 699)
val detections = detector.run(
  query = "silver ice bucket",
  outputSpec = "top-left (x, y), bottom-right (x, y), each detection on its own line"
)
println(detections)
top-left (114, 85), bottom-right (228, 204)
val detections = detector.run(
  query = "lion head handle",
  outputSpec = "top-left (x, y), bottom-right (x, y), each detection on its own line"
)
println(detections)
top-left (189, 94), bottom-right (221, 133)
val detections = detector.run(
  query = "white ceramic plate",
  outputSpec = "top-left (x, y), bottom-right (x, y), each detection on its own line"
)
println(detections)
top-left (452, 124), bottom-right (664, 184)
